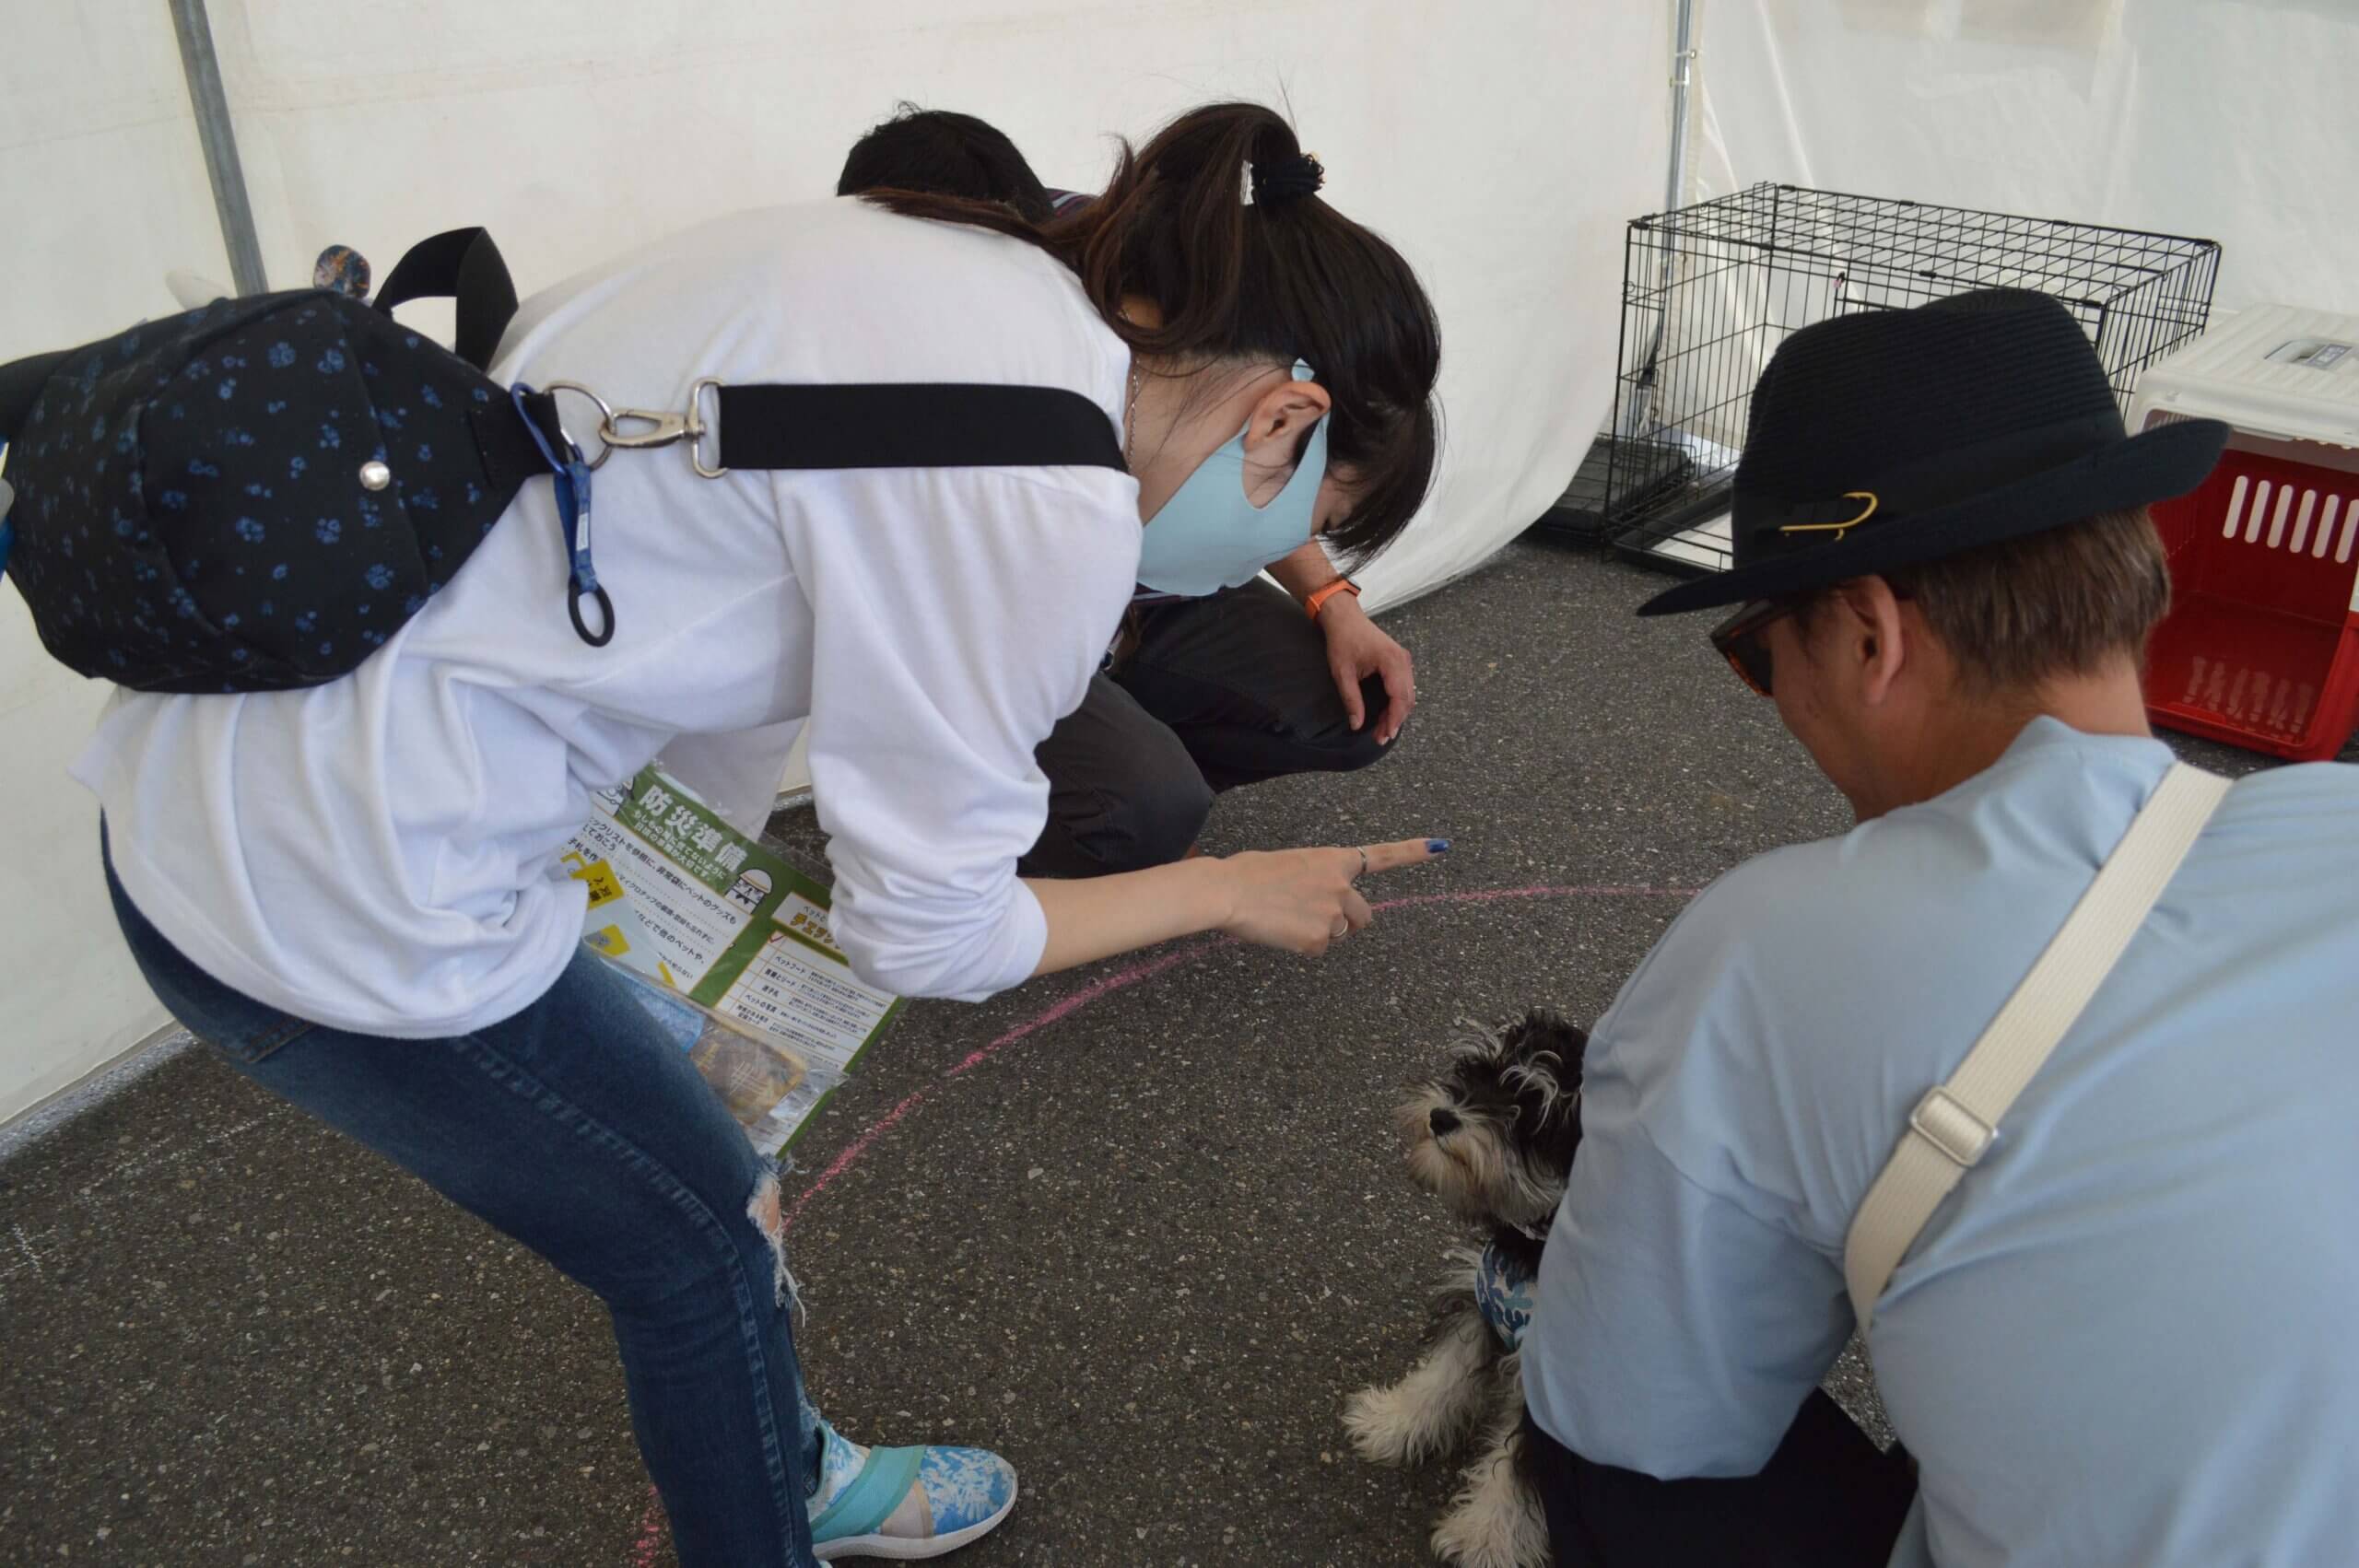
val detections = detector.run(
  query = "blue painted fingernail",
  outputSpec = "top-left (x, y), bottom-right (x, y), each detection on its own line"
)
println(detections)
top-left (1427, 838), bottom-right (1451, 854)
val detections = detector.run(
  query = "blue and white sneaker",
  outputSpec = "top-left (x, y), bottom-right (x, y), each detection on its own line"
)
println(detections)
top-left (808, 1419), bottom-right (1018, 1561)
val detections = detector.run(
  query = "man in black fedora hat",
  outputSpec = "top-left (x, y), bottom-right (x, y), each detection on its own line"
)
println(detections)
top-left (1508, 290), bottom-right (2359, 1566)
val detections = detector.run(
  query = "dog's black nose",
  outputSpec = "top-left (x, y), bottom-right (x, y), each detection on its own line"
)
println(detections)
top-left (1428, 1107), bottom-right (1461, 1137)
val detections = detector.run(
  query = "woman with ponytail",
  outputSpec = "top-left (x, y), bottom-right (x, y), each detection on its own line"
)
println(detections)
top-left (84, 102), bottom-right (1445, 1563)
top-left (841, 103), bottom-right (1433, 880)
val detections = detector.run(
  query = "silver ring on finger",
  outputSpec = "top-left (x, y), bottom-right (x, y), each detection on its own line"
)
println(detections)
top-left (1356, 846), bottom-right (1369, 878)
top-left (1331, 917), bottom-right (1350, 940)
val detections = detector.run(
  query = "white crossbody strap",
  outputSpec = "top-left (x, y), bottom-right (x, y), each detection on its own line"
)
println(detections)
top-left (1842, 763), bottom-right (2232, 1329)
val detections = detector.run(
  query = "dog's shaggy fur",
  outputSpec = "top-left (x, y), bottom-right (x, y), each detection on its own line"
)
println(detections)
top-left (1345, 1010), bottom-right (1589, 1568)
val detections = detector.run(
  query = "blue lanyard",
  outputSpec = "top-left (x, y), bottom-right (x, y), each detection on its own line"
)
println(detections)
top-left (511, 384), bottom-right (614, 647)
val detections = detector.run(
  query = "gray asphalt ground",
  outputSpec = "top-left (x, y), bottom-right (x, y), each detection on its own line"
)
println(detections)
top-left (0, 539), bottom-right (2294, 1566)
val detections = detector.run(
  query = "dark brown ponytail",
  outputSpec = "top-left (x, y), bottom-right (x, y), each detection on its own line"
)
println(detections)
top-left (865, 102), bottom-right (1442, 567)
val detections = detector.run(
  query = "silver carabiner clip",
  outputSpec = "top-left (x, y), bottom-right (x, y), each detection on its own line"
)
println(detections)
top-left (600, 405), bottom-right (692, 454)
top-left (543, 378), bottom-right (728, 477)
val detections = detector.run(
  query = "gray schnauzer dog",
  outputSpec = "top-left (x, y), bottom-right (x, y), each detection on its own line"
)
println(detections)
top-left (1345, 1010), bottom-right (1589, 1568)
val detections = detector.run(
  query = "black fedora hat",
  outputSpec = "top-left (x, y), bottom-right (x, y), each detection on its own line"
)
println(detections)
top-left (1637, 288), bottom-right (2229, 616)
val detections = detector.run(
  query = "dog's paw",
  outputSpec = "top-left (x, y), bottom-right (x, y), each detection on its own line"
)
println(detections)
top-left (1430, 1480), bottom-right (1550, 1568)
top-left (1344, 1381), bottom-right (1447, 1467)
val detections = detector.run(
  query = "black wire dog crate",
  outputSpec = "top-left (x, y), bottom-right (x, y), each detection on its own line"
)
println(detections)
top-left (1548, 183), bottom-right (2222, 576)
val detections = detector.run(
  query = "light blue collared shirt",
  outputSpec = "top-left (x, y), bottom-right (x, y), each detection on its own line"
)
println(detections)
top-left (1523, 718), bottom-right (2359, 1567)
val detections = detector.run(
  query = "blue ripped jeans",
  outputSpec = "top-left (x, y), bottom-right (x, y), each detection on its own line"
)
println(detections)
top-left (104, 839), bottom-right (825, 1568)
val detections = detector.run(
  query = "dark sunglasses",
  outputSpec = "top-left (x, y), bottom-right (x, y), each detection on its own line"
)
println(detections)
top-left (1708, 599), bottom-right (1799, 697)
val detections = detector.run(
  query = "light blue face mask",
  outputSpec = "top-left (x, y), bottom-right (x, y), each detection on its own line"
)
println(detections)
top-left (1135, 360), bottom-right (1330, 597)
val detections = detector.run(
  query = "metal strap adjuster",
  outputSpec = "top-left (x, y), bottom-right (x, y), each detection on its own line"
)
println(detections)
top-left (1908, 1087), bottom-right (1997, 1168)
top-left (687, 377), bottom-right (727, 478)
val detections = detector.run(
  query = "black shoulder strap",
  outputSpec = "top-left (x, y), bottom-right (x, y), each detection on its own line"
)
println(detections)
top-left (371, 224), bottom-right (1121, 474)
top-left (374, 228), bottom-right (518, 373)
top-left (716, 382), bottom-right (1123, 472)
top-left (477, 380), bottom-right (1121, 506)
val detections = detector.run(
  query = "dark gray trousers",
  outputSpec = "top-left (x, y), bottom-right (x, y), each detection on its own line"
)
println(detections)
top-left (1018, 580), bottom-right (1391, 878)
top-left (1522, 1392), bottom-right (1918, 1568)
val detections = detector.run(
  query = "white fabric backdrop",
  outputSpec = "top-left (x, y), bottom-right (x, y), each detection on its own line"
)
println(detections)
top-left (1690, 0), bottom-right (2359, 317)
top-left (204, 0), bottom-right (1668, 606)
top-left (0, 0), bottom-right (1666, 1121)
top-left (0, 2), bottom-right (221, 1123)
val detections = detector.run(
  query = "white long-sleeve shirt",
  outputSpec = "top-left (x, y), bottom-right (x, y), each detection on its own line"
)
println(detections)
top-left (75, 200), bottom-right (1139, 1034)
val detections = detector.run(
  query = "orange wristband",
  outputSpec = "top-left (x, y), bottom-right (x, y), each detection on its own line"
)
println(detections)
top-left (1303, 578), bottom-right (1361, 621)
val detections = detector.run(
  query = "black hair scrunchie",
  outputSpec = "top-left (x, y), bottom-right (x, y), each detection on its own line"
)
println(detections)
top-left (1250, 152), bottom-right (1326, 206)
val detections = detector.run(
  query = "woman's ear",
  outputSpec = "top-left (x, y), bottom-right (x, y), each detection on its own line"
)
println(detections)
top-left (1238, 375), bottom-right (1332, 460)
top-left (1238, 374), bottom-right (1332, 501)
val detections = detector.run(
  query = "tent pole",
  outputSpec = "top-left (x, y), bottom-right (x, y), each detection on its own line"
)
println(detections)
top-left (167, 0), bottom-right (267, 297)
top-left (1664, 0), bottom-right (1697, 215)
top-left (1619, 0), bottom-right (1698, 440)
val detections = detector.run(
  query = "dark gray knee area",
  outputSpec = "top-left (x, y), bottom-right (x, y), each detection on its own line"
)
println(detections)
top-left (1024, 669), bottom-right (1215, 878)
top-left (1024, 757), bottom-right (1214, 878)
top-left (1090, 765), bottom-right (1215, 873)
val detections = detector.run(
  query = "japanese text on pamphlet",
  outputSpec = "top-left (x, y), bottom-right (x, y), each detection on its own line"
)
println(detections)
top-left (561, 766), bottom-right (899, 1150)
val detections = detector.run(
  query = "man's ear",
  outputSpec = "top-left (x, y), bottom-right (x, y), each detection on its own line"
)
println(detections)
top-left (1830, 577), bottom-right (1911, 706)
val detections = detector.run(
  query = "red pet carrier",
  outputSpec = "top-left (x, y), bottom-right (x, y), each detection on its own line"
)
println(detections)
top-left (2131, 307), bottom-right (2359, 762)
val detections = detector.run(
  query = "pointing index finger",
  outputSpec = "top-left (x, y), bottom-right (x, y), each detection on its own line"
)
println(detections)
top-left (1356, 837), bottom-right (1451, 877)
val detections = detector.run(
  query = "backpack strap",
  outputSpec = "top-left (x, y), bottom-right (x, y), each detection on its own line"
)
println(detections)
top-left (374, 227), bottom-right (518, 373)
top-left (371, 227), bottom-right (1123, 473)
top-left (1842, 762), bottom-right (2233, 1329)
top-left (531, 376), bottom-right (1126, 479)
top-left (715, 382), bottom-right (1122, 472)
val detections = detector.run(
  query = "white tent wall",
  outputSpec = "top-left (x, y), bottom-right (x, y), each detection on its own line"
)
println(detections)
top-left (0, 2), bottom-right (227, 1125)
top-left (0, 0), bottom-right (1666, 1124)
top-left (1687, 0), bottom-right (2359, 322)
top-left (200, 0), bottom-right (1666, 607)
